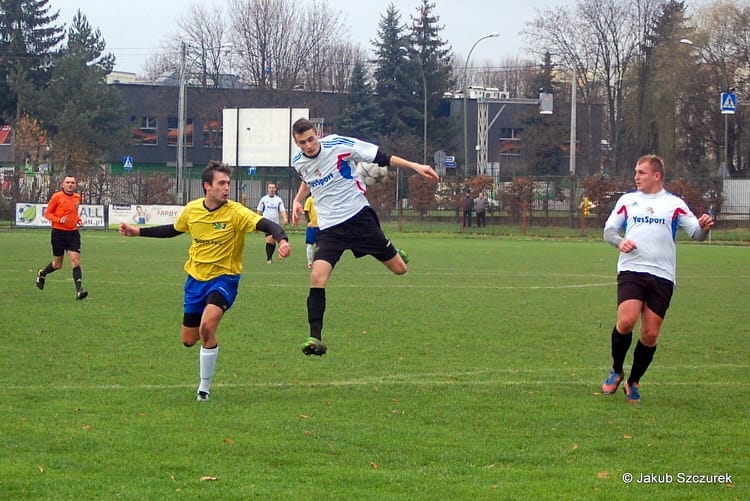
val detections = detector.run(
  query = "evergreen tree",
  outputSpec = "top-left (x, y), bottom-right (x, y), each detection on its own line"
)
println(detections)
top-left (409, 0), bottom-right (456, 154)
top-left (526, 51), bottom-right (555, 98)
top-left (521, 54), bottom-right (568, 175)
top-left (337, 61), bottom-right (381, 141)
top-left (372, 4), bottom-right (416, 137)
top-left (0, 0), bottom-right (64, 122)
top-left (31, 11), bottom-right (128, 174)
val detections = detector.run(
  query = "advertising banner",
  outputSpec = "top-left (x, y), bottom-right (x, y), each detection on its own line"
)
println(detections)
top-left (15, 203), bottom-right (106, 229)
top-left (108, 204), bottom-right (183, 228)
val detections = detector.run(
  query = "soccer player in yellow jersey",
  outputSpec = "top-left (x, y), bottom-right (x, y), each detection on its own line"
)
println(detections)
top-left (120, 161), bottom-right (291, 401)
top-left (303, 195), bottom-right (319, 268)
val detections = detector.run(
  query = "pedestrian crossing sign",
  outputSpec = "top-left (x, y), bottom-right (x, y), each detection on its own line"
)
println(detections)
top-left (123, 156), bottom-right (134, 170)
top-left (721, 92), bottom-right (737, 114)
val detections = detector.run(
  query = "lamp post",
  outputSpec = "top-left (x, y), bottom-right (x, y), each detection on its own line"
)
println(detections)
top-left (569, 65), bottom-right (577, 176)
top-left (680, 38), bottom-right (731, 177)
top-left (176, 42), bottom-right (187, 204)
top-left (463, 32), bottom-right (499, 178)
top-left (421, 66), bottom-right (427, 165)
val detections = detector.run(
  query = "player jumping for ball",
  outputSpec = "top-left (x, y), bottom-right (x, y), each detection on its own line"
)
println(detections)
top-left (601, 154), bottom-right (714, 403)
top-left (290, 118), bottom-right (439, 356)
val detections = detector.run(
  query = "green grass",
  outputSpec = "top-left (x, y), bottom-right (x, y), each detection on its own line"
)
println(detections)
top-left (1, 229), bottom-right (747, 500)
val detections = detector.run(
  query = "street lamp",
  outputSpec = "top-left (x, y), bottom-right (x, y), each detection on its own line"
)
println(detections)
top-left (420, 66), bottom-right (427, 165)
top-left (177, 41), bottom-right (234, 203)
top-left (680, 38), bottom-right (731, 177)
top-left (463, 32), bottom-right (499, 178)
top-left (569, 65), bottom-right (577, 176)
top-left (176, 41), bottom-right (187, 204)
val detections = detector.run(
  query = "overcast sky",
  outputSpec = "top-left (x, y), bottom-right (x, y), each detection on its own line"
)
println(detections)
top-left (50, 0), bottom-right (710, 74)
top-left (50, 0), bottom-right (571, 74)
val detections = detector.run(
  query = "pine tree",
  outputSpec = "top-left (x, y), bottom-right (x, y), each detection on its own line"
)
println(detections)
top-left (372, 4), bottom-right (416, 137)
top-left (337, 61), bottom-right (381, 141)
top-left (409, 0), bottom-right (457, 153)
top-left (0, 0), bottom-right (64, 121)
top-left (31, 11), bottom-right (127, 175)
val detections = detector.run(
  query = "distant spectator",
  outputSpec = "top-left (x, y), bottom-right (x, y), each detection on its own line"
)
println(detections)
top-left (462, 191), bottom-right (473, 227)
top-left (474, 192), bottom-right (489, 227)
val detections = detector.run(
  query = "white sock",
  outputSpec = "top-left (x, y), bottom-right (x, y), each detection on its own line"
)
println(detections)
top-left (198, 345), bottom-right (219, 394)
top-left (306, 244), bottom-right (315, 266)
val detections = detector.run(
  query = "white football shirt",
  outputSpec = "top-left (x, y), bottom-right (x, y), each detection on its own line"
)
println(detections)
top-left (291, 134), bottom-right (378, 230)
top-left (256, 195), bottom-right (285, 224)
top-left (604, 189), bottom-right (705, 283)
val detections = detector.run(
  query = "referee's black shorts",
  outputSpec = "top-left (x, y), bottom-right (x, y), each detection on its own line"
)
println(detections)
top-left (51, 228), bottom-right (82, 256)
top-left (315, 207), bottom-right (397, 267)
top-left (616, 270), bottom-right (674, 319)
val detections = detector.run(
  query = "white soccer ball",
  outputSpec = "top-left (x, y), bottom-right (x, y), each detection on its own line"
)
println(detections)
top-left (356, 162), bottom-right (389, 186)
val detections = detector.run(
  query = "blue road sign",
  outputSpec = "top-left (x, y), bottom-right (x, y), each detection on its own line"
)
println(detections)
top-left (122, 156), bottom-right (134, 170)
top-left (445, 155), bottom-right (457, 168)
top-left (721, 92), bottom-right (737, 114)
top-left (247, 166), bottom-right (256, 176)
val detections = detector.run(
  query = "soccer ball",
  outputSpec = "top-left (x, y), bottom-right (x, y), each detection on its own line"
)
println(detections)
top-left (356, 162), bottom-right (389, 186)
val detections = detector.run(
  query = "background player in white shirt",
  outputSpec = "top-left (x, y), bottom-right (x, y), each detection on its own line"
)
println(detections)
top-left (290, 118), bottom-right (439, 356)
top-left (257, 183), bottom-right (288, 263)
top-left (601, 154), bottom-right (714, 403)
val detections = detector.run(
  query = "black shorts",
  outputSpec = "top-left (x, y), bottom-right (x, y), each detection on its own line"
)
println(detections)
top-left (315, 207), bottom-right (397, 267)
top-left (51, 229), bottom-right (81, 256)
top-left (617, 271), bottom-right (674, 319)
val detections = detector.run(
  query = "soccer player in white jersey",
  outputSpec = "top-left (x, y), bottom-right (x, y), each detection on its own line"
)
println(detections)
top-left (120, 161), bottom-right (291, 401)
top-left (290, 118), bottom-right (439, 356)
top-left (601, 154), bottom-right (714, 403)
top-left (257, 183), bottom-right (288, 263)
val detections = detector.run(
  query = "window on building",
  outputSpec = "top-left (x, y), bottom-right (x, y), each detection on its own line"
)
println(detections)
top-left (168, 117), bottom-right (193, 147)
top-left (499, 128), bottom-right (522, 157)
top-left (132, 116), bottom-right (158, 146)
top-left (202, 118), bottom-right (222, 149)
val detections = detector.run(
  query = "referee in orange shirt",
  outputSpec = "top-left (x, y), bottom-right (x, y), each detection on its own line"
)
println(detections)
top-left (35, 175), bottom-right (88, 300)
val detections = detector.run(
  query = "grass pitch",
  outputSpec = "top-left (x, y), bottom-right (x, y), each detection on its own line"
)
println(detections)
top-left (0, 229), bottom-right (747, 499)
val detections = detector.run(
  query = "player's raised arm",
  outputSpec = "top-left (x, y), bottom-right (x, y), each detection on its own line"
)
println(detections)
top-left (388, 155), bottom-right (439, 181)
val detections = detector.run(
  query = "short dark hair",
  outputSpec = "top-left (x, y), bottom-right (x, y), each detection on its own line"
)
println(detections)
top-left (292, 118), bottom-right (315, 136)
top-left (201, 160), bottom-right (232, 188)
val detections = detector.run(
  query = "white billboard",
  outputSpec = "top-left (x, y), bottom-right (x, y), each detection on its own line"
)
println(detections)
top-left (222, 107), bottom-right (309, 167)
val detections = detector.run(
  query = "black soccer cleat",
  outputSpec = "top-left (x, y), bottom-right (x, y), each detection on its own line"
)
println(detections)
top-left (301, 337), bottom-right (327, 356)
top-left (35, 269), bottom-right (45, 290)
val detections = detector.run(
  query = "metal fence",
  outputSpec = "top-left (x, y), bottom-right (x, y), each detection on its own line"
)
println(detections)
top-left (3, 166), bottom-right (749, 225)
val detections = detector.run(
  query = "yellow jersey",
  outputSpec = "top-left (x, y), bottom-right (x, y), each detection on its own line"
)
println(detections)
top-left (303, 196), bottom-right (318, 227)
top-left (174, 199), bottom-right (262, 281)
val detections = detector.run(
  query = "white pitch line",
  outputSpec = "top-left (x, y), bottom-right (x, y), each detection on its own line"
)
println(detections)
top-left (7, 366), bottom-right (747, 392)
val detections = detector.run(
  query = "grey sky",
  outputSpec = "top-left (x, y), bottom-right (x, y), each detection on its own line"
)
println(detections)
top-left (51, 0), bottom-right (709, 74)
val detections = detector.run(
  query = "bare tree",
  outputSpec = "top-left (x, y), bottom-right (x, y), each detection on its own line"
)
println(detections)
top-left (324, 42), bottom-right (368, 93)
top-left (687, 0), bottom-right (749, 177)
top-left (229, 0), bottom-right (304, 90)
top-left (144, 5), bottom-right (233, 88)
top-left (526, 0), bottom-right (666, 174)
top-left (300, 0), bottom-right (345, 91)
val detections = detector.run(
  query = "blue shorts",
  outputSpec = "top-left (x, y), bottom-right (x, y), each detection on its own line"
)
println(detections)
top-left (183, 275), bottom-right (240, 314)
top-left (305, 226), bottom-right (319, 245)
